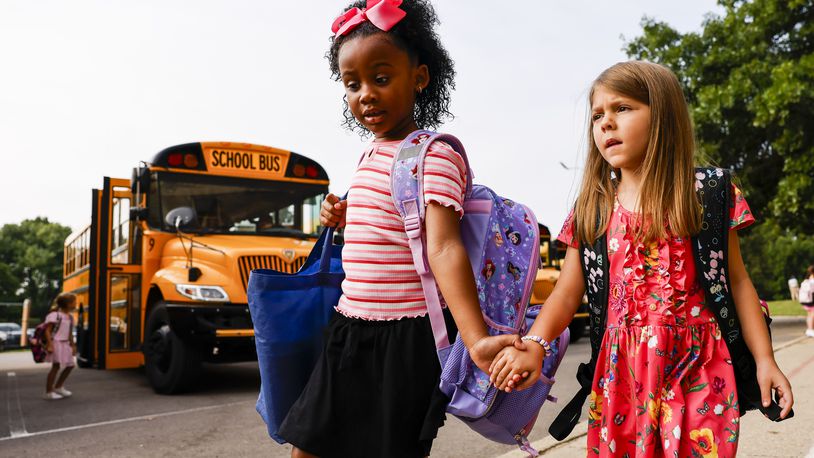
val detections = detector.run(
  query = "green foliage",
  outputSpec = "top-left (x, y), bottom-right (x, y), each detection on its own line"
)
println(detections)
top-left (0, 218), bottom-right (72, 319)
top-left (625, 0), bottom-right (814, 233)
top-left (766, 300), bottom-right (807, 316)
top-left (626, 0), bottom-right (814, 298)
top-left (739, 221), bottom-right (814, 299)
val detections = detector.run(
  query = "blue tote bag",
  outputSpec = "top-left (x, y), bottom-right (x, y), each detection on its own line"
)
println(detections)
top-left (247, 226), bottom-right (344, 443)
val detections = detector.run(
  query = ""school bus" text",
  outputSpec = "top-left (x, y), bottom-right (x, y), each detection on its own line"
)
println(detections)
top-left (210, 150), bottom-right (281, 172)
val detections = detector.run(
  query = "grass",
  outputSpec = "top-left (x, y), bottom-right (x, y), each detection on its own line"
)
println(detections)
top-left (767, 300), bottom-right (808, 317)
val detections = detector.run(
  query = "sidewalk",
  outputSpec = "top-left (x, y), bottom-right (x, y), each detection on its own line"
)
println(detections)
top-left (0, 350), bottom-right (37, 371)
top-left (499, 336), bottom-right (814, 458)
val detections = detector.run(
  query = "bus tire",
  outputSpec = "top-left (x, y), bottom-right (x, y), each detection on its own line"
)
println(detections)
top-left (568, 318), bottom-right (587, 343)
top-left (143, 302), bottom-right (201, 394)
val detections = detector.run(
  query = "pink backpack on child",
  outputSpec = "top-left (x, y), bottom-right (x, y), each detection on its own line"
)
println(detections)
top-left (390, 130), bottom-right (569, 456)
top-left (29, 312), bottom-right (67, 363)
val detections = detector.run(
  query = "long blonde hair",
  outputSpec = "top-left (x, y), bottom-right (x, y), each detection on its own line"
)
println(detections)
top-left (574, 61), bottom-right (701, 244)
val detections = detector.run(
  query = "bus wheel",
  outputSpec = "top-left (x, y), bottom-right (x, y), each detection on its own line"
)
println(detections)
top-left (143, 302), bottom-right (201, 394)
top-left (568, 318), bottom-right (587, 343)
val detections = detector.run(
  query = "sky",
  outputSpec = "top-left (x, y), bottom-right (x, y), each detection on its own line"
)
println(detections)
top-left (0, 0), bottom-right (723, 234)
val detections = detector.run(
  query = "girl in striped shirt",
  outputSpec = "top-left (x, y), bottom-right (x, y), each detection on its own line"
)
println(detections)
top-left (277, 1), bottom-right (517, 457)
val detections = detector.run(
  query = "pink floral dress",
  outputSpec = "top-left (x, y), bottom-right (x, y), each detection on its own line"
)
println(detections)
top-left (558, 184), bottom-right (754, 458)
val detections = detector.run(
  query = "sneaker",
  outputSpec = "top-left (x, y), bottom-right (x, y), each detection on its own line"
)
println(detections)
top-left (54, 387), bottom-right (72, 397)
top-left (43, 391), bottom-right (63, 400)
top-left (805, 329), bottom-right (814, 338)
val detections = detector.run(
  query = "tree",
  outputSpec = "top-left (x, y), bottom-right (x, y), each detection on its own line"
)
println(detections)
top-left (738, 222), bottom-right (814, 299)
top-left (625, 0), bottom-right (814, 233)
top-left (625, 0), bottom-right (814, 299)
top-left (0, 218), bottom-right (72, 318)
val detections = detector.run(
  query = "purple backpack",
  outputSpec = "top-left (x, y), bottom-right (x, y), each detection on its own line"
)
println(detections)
top-left (391, 130), bottom-right (570, 455)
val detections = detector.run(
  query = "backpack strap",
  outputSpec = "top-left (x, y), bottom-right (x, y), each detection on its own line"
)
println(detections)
top-left (691, 167), bottom-right (790, 421)
top-left (390, 130), bottom-right (473, 361)
top-left (549, 214), bottom-right (609, 440)
top-left (54, 311), bottom-right (62, 335)
top-left (692, 167), bottom-right (738, 341)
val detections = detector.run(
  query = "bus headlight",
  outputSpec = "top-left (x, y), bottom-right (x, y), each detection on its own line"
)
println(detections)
top-left (175, 284), bottom-right (230, 302)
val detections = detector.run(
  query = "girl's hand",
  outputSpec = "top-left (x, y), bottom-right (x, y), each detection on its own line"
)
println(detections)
top-left (490, 341), bottom-right (545, 392)
top-left (46, 343), bottom-right (53, 353)
top-left (320, 193), bottom-right (347, 228)
top-left (469, 334), bottom-right (522, 375)
top-left (71, 344), bottom-right (77, 356)
top-left (757, 359), bottom-right (794, 419)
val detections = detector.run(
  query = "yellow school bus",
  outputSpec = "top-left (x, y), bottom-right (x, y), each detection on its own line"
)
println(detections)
top-left (63, 142), bottom-right (328, 393)
top-left (530, 223), bottom-right (589, 341)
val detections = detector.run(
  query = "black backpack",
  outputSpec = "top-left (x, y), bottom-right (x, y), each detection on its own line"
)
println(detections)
top-left (549, 167), bottom-right (792, 441)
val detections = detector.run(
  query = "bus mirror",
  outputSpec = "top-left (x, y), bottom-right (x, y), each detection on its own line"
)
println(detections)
top-left (130, 207), bottom-right (149, 222)
top-left (131, 167), bottom-right (150, 195)
top-left (165, 207), bottom-right (197, 230)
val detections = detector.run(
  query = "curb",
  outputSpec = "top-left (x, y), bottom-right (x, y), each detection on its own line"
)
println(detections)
top-left (773, 335), bottom-right (809, 353)
top-left (771, 316), bottom-right (806, 325)
top-left (494, 332), bottom-right (809, 457)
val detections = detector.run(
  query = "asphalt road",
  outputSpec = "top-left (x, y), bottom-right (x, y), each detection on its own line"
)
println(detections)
top-left (0, 320), bottom-right (806, 457)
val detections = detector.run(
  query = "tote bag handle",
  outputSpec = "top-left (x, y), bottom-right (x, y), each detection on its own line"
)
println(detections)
top-left (319, 226), bottom-right (337, 272)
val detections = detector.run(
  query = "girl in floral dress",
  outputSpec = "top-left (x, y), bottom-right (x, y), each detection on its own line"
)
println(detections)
top-left (489, 61), bottom-right (793, 457)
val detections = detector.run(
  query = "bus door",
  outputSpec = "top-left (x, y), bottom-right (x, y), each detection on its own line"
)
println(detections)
top-left (96, 177), bottom-right (144, 369)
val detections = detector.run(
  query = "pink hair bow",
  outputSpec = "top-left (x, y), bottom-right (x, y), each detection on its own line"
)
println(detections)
top-left (331, 0), bottom-right (407, 38)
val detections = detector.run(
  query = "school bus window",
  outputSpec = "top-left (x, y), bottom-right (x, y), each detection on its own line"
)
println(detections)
top-left (146, 174), bottom-right (163, 231)
top-left (109, 275), bottom-right (130, 352)
top-left (64, 226), bottom-right (92, 276)
top-left (83, 228), bottom-right (89, 266)
top-left (111, 197), bottom-right (131, 264)
top-left (149, 172), bottom-right (325, 237)
top-left (279, 205), bottom-right (295, 227)
top-left (236, 195), bottom-right (324, 235)
top-left (302, 195), bottom-right (321, 236)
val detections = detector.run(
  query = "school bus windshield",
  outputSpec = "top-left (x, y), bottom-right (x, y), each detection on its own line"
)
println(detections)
top-left (147, 172), bottom-right (326, 237)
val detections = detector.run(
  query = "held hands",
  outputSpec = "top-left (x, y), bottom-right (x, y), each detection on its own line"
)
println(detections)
top-left (320, 193), bottom-right (347, 228)
top-left (490, 340), bottom-right (544, 392)
top-left (470, 335), bottom-right (539, 393)
top-left (71, 343), bottom-right (77, 356)
top-left (46, 343), bottom-right (53, 354)
top-left (756, 359), bottom-right (794, 419)
top-left (469, 334), bottom-right (525, 376)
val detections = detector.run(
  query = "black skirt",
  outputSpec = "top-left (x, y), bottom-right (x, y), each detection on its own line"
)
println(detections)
top-left (278, 311), bottom-right (455, 458)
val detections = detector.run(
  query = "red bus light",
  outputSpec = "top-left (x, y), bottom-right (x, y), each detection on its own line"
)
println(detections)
top-left (184, 154), bottom-right (199, 168)
top-left (306, 165), bottom-right (318, 178)
top-left (168, 153), bottom-right (183, 167)
top-left (293, 164), bottom-right (306, 177)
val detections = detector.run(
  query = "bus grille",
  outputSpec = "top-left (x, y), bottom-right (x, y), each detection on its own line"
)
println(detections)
top-left (238, 255), bottom-right (307, 289)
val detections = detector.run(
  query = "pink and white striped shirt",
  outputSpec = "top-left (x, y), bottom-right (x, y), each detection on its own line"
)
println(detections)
top-left (336, 139), bottom-right (467, 321)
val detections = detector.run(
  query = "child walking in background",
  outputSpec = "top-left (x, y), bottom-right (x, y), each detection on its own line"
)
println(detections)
top-left (277, 1), bottom-right (516, 456)
top-left (799, 265), bottom-right (814, 337)
top-left (44, 292), bottom-right (77, 400)
top-left (489, 61), bottom-right (793, 456)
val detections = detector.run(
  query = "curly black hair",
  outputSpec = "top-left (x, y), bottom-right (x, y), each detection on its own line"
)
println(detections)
top-left (327, 0), bottom-right (455, 135)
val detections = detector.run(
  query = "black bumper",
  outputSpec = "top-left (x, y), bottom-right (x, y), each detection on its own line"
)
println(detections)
top-left (164, 302), bottom-right (254, 341)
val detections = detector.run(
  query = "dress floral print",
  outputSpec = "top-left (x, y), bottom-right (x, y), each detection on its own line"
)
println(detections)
top-left (558, 183), bottom-right (754, 458)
